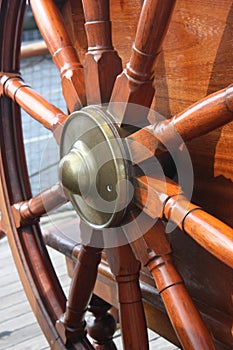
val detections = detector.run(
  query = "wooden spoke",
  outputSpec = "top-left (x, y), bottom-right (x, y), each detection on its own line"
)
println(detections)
top-left (30, 0), bottom-right (86, 112)
top-left (106, 244), bottom-right (149, 350)
top-left (20, 40), bottom-right (48, 59)
top-left (128, 84), bottom-right (233, 164)
top-left (56, 237), bottom-right (102, 344)
top-left (123, 214), bottom-right (215, 349)
top-left (11, 183), bottom-right (67, 228)
top-left (134, 176), bottom-right (233, 269)
top-left (82, 0), bottom-right (122, 104)
top-left (108, 0), bottom-right (176, 126)
top-left (0, 74), bottom-right (68, 141)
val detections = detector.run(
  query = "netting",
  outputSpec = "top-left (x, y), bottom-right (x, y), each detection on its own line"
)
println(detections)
top-left (21, 30), bottom-right (66, 196)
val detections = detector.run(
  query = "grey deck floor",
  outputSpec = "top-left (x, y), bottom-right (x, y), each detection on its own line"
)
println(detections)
top-left (0, 237), bottom-right (180, 350)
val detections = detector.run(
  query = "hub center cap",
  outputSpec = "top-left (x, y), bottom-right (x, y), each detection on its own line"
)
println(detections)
top-left (59, 106), bottom-right (131, 228)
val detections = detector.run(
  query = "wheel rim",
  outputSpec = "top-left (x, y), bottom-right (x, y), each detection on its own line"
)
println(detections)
top-left (0, 1), bottom-right (67, 348)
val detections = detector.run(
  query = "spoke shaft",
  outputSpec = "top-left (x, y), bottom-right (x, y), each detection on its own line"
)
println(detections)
top-left (109, 0), bottom-right (176, 126)
top-left (106, 244), bottom-right (149, 350)
top-left (134, 176), bottom-right (233, 268)
top-left (125, 216), bottom-right (215, 350)
top-left (30, 0), bottom-right (86, 111)
top-left (12, 183), bottom-right (67, 228)
top-left (20, 40), bottom-right (48, 59)
top-left (82, 0), bottom-right (122, 104)
top-left (0, 75), bottom-right (67, 140)
top-left (128, 84), bottom-right (233, 163)
top-left (56, 242), bottom-right (102, 343)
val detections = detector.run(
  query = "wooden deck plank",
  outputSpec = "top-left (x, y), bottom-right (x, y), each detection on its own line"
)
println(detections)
top-left (0, 290), bottom-right (28, 311)
top-left (6, 334), bottom-right (49, 350)
top-left (0, 280), bottom-right (24, 298)
top-left (0, 300), bottom-right (33, 324)
top-left (0, 322), bottom-right (47, 350)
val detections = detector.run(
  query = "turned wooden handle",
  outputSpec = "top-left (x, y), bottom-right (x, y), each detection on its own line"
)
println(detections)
top-left (82, 0), bottom-right (113, 51)
top-left (149, 255), bottom-right (215, 350)
top-left (108, 0), bottom-right (175, 125)
top-left (30, 0), bottom-right (81, 74)
top-left (64, 244), bottom-right (102, 329)
top-left (134, 176), bottom-right (233, 268)
top-left (126, 218), bottom-right (215, 350)
top-left (164, 197), bottom-right (233, 269)
top-left (127, 0), bottom-right (176, 81)
top-left (30, 0), bottom-right (86, 111)
top-left (12, 183), bottom-right (67, 227)
top-left (128, 85), bottom-right (233, 163)
top-left (106, 245), bottom-right (149, 350)
top-left (56, 243), bottom-right (102, 343)
top-left (82, 0), bottom-right (122, 104)
top-left (1, 76), bottom-right (67, 132)
top-left (154, 85), bottom-right (233, 147)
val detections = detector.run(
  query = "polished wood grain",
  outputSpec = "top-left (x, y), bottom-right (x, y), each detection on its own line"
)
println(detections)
top-left (0, 75), bottom-right (67, 140)
top-left (61, 0), bottom-right (87, 64)
top-left (87, 295), bottom-right (117, 349)
top-left (106, 244), bottom-right (149, 350)
top-left (82, 0), bottom-right (122, 104)
top-left (56, 242), bottom-right (102, 345)
top-left (20, 40), bottom-right (48, 59)
top-left (108, 0), bottom-right (176, 126)
top-left (134, 176), bottom-right (233, 269)
top-left (30, 0), bottom-right (86, 111)
top-left (11, 183), bottom-right (67, 228)
top-left (128, 84), bottom-right (233, 163)
top-left (151, 0), bottom-right (233, 229)
top-left (61, 0), bottom-right (142, 68)
top-left (125, 215), bottom-right (215, 349)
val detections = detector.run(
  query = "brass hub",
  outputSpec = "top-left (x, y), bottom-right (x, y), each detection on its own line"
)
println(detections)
top-left (59, 106), bottom-right (131, 228)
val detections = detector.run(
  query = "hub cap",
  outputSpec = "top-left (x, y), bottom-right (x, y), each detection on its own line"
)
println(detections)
top-left (59, 106), bottom-right (131, 228)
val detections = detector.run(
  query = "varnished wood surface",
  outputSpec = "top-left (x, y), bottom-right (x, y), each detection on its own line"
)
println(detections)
top-left (11, 183), bottom-right (67, 228)
top-left (128, 85), bottom-right (233, 164)
top-left (127, 219), bottom-right (215, 350)
top-left (20, 40), bottom-right (48, 59)
top-left (106, 244), bottom-right (149, 350)
top-left (56, 243), bottom-right (102, 344)
top-left (0, 75), bottom-right (67, 135)
top-left (134, 176), bottom-right (233, 269)
top-left (30, 0), bottom-right (86, 111)
top-left (82, 0), bottom-right (122, 104)
top-left (108, 0), bottom-right (176, 126)
top-left (45, 222), bottom-right (233, 350)
top-left (152, 0), bottom-right (233, 226)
